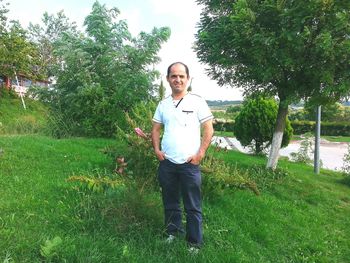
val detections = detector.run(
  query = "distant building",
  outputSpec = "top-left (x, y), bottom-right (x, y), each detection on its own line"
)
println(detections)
top-left (0, 74), bottom-right (50, 96)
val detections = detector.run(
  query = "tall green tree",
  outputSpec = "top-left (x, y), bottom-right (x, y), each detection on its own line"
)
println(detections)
top-left (195, 0), bottom-right (350, 169)
top-left (0, 0), bottom-right (39, 81)
top-left (0, 0), bottom-right (8, 33)
top-left (304, 101), bottom-right (345, 122)
top-left (48, 1), bottom-right (170, 137)
top-left (28, 11), bottom-right (78, 79)
top-left (0, 20), bottom-right (39, 80)
top-left (158, 78), bottom-right (166, 101)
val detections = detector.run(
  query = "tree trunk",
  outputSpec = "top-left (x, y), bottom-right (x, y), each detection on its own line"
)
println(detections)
top-left (266, 101), bottom-right (289, 169)
top-left (255, 141), bottom-right (262, 155)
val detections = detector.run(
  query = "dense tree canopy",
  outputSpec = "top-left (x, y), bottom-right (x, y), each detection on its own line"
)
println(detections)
top-left (41, 1), bottom-right (170, 137)
top-left (0, 1), bottom-right (39, 80)
top-left (28, 11), bottom-right (78, 79)
top-left (195, 0), bottom-right (350, 168)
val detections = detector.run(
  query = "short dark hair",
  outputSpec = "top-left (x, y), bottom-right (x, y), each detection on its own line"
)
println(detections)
top-left (167, 62), bottom-right (190, 77)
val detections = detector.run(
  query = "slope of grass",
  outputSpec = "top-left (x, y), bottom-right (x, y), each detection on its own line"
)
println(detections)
top-left (0, 135), bottom-right (349, 262)
top-left (0, 90), bottom-right (48, 134)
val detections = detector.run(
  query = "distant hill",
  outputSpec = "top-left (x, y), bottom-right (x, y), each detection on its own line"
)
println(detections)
top-left (207, 100), bottom-right (242, 110)
top-left (207, 100), bottom-right (242, 107)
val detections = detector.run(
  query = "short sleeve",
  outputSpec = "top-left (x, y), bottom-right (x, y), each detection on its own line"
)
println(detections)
top-left (153, 103), bottom-right (163, 124)
top-left (197, 98), bottom-right (213, 124)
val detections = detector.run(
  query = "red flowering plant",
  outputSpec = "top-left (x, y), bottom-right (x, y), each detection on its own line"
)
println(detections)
top-left (115, 101), bottom-right (159, 190)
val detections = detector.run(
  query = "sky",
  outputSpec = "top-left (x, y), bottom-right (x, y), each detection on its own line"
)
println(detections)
top-left (7, 0), bottom-right (243, 101)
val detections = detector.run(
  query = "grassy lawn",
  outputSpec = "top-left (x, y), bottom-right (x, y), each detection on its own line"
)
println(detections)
top-left (323, 136), bottom-right (350, 143)
top-left (214, 131), bottom-right (235, 137)
top-left (291, 135), bottom-right (350, 143)
top-left (0, 92), bottom-right (48, 135)
top-left (1, 135), bottom-right (350, 262)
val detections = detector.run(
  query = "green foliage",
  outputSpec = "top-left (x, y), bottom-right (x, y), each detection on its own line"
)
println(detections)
top-left (114, 100), bottom-right (159, 190)
top-left (0, 1), bottom-right (40, 78)
top-left (302, 103), bottom-right (350, 122)
top-left (196, 0), bottom-right (350, 168)
top-left (32, 1), bottom-right (170, 137)
top-left (288, 107), bottom-right (308, 121)
top-left (41, 110), bottom-right (75, 138)
top-left (291, 120), bottom-right (350, 136)
top-left (28, 10), bottom-right (78, 79)
top-left (234, 96), bottom-right (293, 154)
top-left (201, 149), bottom-right (260, 196)
top-left (158, 79), bottom-right (166, 101)
top-left (226, 104), bottom-right (242, 114)
top-left (68, 173), bottom-right (125, 194)
top-left (212, 119), bottom-right (235, 133)
top-left (0, 0), bottom-right (8, 32)
top-left (247, 165), bottom-right (289, 191)
top-left (0, 20), bottom-right (39, 79)
top-left (291, 120), bottom-right (315, 135)
top-left (203, 145), bottom-right (289, 196)
top-left (225, 105), bottom-right (242, 120)
top-left (287, 101), bottom-right (348, 123)
top-left (195, 0), bottom-right (350, 103)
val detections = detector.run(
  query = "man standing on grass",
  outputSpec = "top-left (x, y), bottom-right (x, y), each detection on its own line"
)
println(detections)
top-left (151, 62), bottom-right (214, 251)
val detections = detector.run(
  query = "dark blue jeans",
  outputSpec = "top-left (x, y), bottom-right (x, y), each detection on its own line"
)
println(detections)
top-left (158, 159), bottom-right (202, 245)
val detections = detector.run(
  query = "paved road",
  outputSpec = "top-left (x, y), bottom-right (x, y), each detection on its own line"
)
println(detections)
top-left (213, 136), bottom-right (349, 171)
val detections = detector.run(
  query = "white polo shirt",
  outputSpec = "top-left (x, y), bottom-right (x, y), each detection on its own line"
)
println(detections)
top-left (153, 93), bottom-right (213, 164)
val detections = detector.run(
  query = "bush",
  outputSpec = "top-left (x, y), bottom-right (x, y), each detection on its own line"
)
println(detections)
top-left (290, 121), bottom-right (315, 135)
top-left (114, 101), bottom-right (159, 190)
top-left (201, 152), bottom-right (260, 196)
top-left (213, 119), bottom-right (235, 132)
top-left (234, 96), bottom-right (293, 155)
top-left (291, 121), bottom-right (350, 136)
top-left (226, 105), bottom-right (242, 114)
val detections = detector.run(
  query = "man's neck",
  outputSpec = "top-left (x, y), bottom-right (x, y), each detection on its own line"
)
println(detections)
top-left (172, 91), bottom-right (187, 100)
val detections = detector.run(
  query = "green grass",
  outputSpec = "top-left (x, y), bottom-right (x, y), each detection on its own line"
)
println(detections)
top-left (291, 135), bottom-right (350, 143)
top-left (214, 130), bottom-right (235, 137)
top-left (0, 91), bottom-right (48, 135)
top-left (1, 135), bottom-right (350, 262)
top-left (323, 136), bottom-right (350, 143)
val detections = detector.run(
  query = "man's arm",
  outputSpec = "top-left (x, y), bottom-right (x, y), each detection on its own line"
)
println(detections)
top-left (189, 119), bottom-right (214, 165)
top-left (151, 121), bottom-right (165, 161)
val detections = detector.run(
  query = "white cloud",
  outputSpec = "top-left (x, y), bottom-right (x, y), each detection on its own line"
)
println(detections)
top-left (150, 0), bottom-right (199, 16)
top-left (119, 8), bottom-right (142, 36)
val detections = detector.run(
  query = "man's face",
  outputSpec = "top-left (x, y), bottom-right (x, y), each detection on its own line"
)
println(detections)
top-left (166, 63), bottom-right (189, 95)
